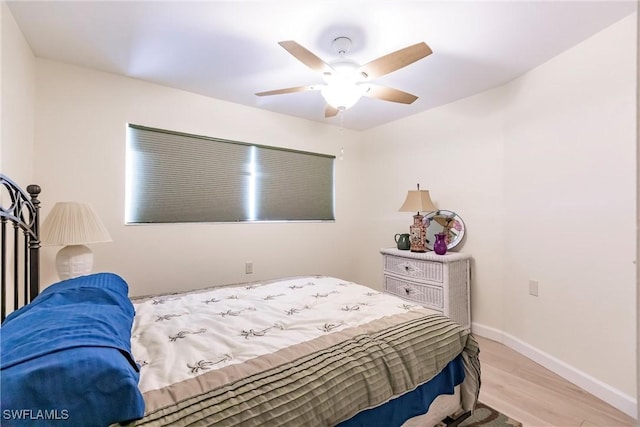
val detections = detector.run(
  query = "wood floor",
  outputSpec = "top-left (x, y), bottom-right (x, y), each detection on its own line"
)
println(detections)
top-left (475, 336), bottom-right (635, 427)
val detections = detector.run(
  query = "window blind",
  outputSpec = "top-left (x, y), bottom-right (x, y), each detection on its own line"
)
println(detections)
top-left (126, 125), bottom-right (335, 223)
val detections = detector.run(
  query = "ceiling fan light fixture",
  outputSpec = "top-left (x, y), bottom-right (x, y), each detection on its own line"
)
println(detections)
top-left (259, 39), bottom-right (430, 115)
top-left (321, 82), bottom-right (364, 110)
top-left (324, 59), bottom-right (360, 84)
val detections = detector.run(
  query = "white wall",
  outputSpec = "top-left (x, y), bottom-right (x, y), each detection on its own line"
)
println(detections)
top-left (355, 88), bottom-right (506, 332)
top-left (0, 0), bottom-right (37, 313)
top-left (636, 5), bottom-right (640, 422)
top-left (1, 0), bottom-right (35, 183)
top-left (502, 12), bottom-right (636, 406)
top-left (356, 13), bottom-right (637, 413)
top-left (33, 60), bottom-right (364, 296)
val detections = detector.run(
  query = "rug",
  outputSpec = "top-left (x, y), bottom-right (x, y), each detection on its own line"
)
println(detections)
top-left (445, 402), bottom-right (522, 427)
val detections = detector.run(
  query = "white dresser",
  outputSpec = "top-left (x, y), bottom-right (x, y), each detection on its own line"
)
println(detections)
top-left (380, 248), bottom-right (471, 329)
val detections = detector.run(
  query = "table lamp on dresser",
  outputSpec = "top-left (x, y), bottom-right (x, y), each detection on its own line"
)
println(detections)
top-left (41, 202), bottom-right (112, 280)
top-left (398, 184), bottom-right (437, 252)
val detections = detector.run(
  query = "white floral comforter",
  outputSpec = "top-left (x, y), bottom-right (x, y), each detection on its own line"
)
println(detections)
top-left (131, 276), bottom-right (432, 394)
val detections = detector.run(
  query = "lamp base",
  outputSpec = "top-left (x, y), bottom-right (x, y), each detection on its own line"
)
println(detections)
top-left (409, 214), bottom-right (427, 253)
top-left (56, 244), bottom-right (94, 280)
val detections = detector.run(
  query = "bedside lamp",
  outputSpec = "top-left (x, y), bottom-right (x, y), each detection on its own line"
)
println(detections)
top-left (398, 184), bottom-right (437, 252)
top-left (41, 202), bottom-right (112, 280)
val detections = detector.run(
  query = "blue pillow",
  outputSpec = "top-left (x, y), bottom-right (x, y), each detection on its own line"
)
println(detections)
top-left (1, 273), bottom-right (145, 426)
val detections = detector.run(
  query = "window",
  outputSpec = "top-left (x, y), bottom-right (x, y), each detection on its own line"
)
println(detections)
top-left (125, 124), bottom-right (335, 223)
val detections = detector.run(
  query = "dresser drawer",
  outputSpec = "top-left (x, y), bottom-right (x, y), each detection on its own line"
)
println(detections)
top-left (383, 255), bottom-right (443, 282)
top-left (384, 275), bottom-right (444, 310)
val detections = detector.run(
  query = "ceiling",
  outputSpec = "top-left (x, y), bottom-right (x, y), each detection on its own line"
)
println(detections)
top-left (7, 1), bottom-right (637, 130)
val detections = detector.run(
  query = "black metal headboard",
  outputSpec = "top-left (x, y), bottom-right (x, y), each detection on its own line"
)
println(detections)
top-left (0, 174), bottom-right (41, 322)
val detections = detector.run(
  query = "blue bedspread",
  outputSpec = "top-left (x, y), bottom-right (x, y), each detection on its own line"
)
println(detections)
top-left (1, 273), bottom-right (145, 426)
top-left (338, 355), bottom-right (465, 427)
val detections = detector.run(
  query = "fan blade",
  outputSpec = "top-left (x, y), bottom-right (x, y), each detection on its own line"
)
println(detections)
top-left (363, 84), bottom-right (418, 104)
top-left (325, 105), bottom-right (340, 118)
top-left (279, 41), bottom-right (334, 74)
top-left (255, 85), bottom-right (318, 96)
top-left (359, 42), bottom-right (432, 80)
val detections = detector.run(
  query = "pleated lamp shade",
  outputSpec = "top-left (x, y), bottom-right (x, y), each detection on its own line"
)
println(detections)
top-left (41, 202), bottom-right (112, 245)
top-left (41, 202), bottom-right (112, 280)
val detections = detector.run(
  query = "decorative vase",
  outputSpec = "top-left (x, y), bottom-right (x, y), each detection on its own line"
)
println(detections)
top-left (433, 233), bottom-right (448, 255)
top-left (394, 233), bottom-right (411, 250)
top-left (408, 214), bottom-right (427, 253)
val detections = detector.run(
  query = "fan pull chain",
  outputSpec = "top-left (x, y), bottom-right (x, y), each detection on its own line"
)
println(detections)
top-left (339, 110), bottom-right (345, 160)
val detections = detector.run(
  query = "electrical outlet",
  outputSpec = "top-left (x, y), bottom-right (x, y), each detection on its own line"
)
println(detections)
top-left (245, 261), bottom-right (253, 274)
top-left (528, 280), bottom-right (539, 297)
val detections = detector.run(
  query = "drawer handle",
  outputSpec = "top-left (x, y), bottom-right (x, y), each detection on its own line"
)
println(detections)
top-left (404, 287), bottom-right (411, 294)
top-left (401, 263), bottom-right (416, 273)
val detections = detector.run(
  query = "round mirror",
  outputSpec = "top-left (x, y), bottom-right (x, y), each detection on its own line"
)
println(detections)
top-left (424, 210), bottom-right (466, 251)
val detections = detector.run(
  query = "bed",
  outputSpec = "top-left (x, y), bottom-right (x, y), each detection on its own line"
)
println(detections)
top-left (0, 175), bottom-right (41, 322)
top-left (0, 174), bottom-right (481, 427)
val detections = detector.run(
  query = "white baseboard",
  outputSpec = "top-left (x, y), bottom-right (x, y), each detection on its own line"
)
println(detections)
top-left (471, 322), bottom-right (638, 419)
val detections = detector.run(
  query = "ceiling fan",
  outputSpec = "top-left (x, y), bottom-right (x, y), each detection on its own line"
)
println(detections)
top-left (255, 37), bottom-right (432, 118)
